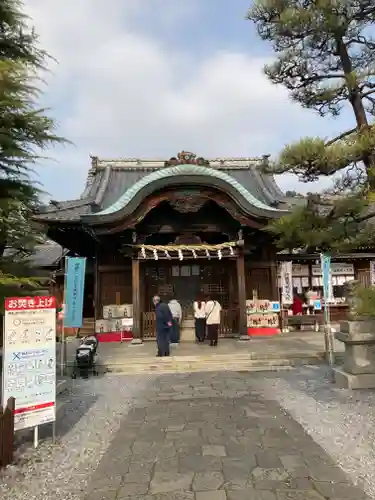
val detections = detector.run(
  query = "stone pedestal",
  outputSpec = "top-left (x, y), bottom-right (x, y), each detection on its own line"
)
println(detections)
top-left (334, 319), bottom-right (375, 389)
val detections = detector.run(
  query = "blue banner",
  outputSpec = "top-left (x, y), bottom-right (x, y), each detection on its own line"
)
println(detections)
top-left (64, 257), bottom-right (86, 328)
top-left (320, 253), bottom-right (331, 302)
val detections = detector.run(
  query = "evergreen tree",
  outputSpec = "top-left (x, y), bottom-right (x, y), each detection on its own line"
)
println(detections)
top-left (0, 0), bottom-right (65, 300)
top-left (247, 0), bottom-right (375, 252)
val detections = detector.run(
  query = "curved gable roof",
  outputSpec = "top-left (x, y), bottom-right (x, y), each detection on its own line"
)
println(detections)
top-left (84, 164), bottom-right (288, 224)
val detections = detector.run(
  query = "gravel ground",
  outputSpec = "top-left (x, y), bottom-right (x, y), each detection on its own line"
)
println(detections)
top-left (2, 367), bottom-right (375, 499)
top-left (0, 373), bottom-right (152, 500)
top-left (252, 365), bottom-right (375, 499)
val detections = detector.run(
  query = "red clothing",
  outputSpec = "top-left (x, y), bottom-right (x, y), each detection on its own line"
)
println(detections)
top-left (292, 296), bottom-right (303, 315)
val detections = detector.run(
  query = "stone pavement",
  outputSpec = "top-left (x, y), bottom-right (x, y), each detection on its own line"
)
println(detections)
top-left (86, 372), bottom-right (369, 500)
top-left (63, 331), bottom-right (345, 375)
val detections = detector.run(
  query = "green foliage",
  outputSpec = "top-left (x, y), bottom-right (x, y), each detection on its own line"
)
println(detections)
top-left (267, 192), bottom-right (375, 252)
top-left (0, 0), bottom-right (66, 301)
top-left (352, 285), bottom-right (375, 318)
top-left (247, 0), bottom-right (375, 250)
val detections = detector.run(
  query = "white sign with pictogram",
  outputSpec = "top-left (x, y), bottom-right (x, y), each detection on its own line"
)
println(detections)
top-left (1, 296), bottom-right (56, 431)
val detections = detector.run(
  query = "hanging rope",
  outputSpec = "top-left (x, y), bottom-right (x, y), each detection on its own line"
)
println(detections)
top-left (134, 241), bottom-right (237, 252)
top-left (135, 241), bottom-right (239, 260)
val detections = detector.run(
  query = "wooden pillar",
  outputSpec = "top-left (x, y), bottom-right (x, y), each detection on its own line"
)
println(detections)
top-left (94, 249), bottom-right (101, 320)
top-left (236, 249), bottom-right (247, 337)
top-left (308, 262), bottom-right (313, 289)
top-left (132, 256), bottom-right (141, 339)
top-left (269, 261), bottom-right (278, 300)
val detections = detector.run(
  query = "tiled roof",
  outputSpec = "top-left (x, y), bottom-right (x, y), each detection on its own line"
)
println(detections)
top-left (89, 164), bottom-right (288, 221)
top-left (34, 156), bottom-right (292, 223)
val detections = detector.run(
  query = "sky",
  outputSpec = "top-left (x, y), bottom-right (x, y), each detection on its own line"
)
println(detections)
top-left (23, 0), bottom-right (355, 201)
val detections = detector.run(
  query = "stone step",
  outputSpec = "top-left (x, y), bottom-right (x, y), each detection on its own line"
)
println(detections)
top-left (87, 355), bottom-right (330, 375)
top-left (180, 327), bottom-right (195, 342)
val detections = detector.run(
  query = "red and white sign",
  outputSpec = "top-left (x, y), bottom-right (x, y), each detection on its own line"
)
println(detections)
top-left (2, 296), bottom-right (56, 431)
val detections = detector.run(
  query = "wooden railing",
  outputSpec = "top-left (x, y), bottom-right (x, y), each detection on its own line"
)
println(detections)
top-left (141, 309), bottom-right (239, 339)
top-left (0, 397), bottom-right (15, 469)
top-left (219, 309), bottom-right (239, 337)
top-left (142, 312), bottom-right (156, 339)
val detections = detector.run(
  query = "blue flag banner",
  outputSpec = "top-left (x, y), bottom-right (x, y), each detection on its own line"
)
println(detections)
top-left (320, 253), bottom-right (331, 303)
top-left (64, 257), bottom-right (86, 328)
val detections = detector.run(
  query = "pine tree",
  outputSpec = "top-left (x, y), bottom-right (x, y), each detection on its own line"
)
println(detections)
top-left (247, 0), bottom-right (375, 252)
top-left (0, 0), bottom-right (65, 301)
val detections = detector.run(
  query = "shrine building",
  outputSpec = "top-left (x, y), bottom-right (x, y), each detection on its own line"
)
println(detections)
top-left (34, 151), bottom-right (374, 340)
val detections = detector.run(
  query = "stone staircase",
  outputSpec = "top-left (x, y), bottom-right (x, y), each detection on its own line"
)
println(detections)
top-left (180, 317), bottom-right (196, 342)
top-left (78, 317), bottom-right (95, 337)
top-left (93, 351), bottom-right (333, 375)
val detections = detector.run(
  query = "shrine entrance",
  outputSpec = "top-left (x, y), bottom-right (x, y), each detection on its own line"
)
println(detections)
top-left (137, 241), bottom-right (246, 339)
top-left (171, 264), bottom-right (201, 317)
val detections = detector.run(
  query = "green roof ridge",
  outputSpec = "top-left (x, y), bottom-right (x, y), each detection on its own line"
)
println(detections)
top-left (95, 164), bottom-right (285, 216)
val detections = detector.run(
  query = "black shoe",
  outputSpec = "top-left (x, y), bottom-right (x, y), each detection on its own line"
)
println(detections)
top-left (210, 341), bottom-right (214, 347)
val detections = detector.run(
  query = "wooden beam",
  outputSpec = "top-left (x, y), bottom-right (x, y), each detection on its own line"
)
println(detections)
top-left (132, 257), bottom-right (141, 339)
top-left (137, 255), bottom-right (237, 260)
top-left (98, 265), bottom-right (131, 272)
top-left (236, 249), bottom-right (247, 337)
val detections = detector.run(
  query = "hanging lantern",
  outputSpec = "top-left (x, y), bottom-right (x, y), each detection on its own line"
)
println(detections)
top-left (164, 250), bottom-right (171, 259)
top-left (178, 249), bottom-right (183, 261)
top-left (229, 246), bottom-right (234, 256)
top-left (192, 249), bottom-right (197, 259)
top-left (153, 249), bottom-right (158, 260)
top-left (218, 249), bottom-right (222, 260)
top-left (141, 246), bottom-right (146, 259)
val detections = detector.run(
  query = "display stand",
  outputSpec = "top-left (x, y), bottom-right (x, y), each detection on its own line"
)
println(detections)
top-left (95, 304), bottom-right (134, 342)
top-left (246, 298), bottom-right (281, 336)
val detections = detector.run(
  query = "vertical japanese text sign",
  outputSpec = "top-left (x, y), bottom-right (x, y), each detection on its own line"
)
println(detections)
top-left (281, 261), bottom-right (293, 305)
top-left (320, 254), bottom-right (332, 303)
top-left (64, 257), bottom-right (86, 328)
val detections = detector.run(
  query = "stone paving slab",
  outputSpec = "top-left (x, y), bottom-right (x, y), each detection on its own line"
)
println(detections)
top-left (85, 372), bottom-right (370, 500)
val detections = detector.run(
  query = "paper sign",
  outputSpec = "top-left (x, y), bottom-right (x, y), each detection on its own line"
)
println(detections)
top-left (2, 296), bottom-right (56, 431)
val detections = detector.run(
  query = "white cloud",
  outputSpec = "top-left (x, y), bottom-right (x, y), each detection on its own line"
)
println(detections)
top-left (24, 0), bottom-right (336, 199)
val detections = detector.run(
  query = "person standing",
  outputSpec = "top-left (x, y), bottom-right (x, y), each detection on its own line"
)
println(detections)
top-left (168, 297), bottom-right (182, 345)
top-left (153, 295), bottom-right (173, 357)
top-left (205, 297), bottom-right (222, 347)
top-left (193, 296), bottom-right (206, 343)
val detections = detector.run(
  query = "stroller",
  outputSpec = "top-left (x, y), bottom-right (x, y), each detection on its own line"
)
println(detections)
top-left (71, 334), bottom-right (99, 379)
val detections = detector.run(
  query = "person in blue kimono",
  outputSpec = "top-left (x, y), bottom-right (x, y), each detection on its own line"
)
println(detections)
top-left (153, 295), bottom-right (173, 357)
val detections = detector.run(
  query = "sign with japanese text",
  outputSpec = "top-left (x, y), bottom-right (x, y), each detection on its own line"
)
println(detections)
top-left (312, 262), bottom-right (354, 276)
top-left (277, 264), bottom-right (309, 277)
top-left (320, 254), bottom-right (334, 303)
top-left (1, 296), bottom-right (56, 431)
top-left (280, 261), bottom-right (293, 305)
top-left (64, 257), bottom-right (86, 328)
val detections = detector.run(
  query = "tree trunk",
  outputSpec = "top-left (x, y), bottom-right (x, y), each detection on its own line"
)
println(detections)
top-left (336, 38), bottom-right (375, 190)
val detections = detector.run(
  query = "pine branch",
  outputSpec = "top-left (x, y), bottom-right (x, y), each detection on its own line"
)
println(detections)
top-left (325, 128), bottom-right (358, 146)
